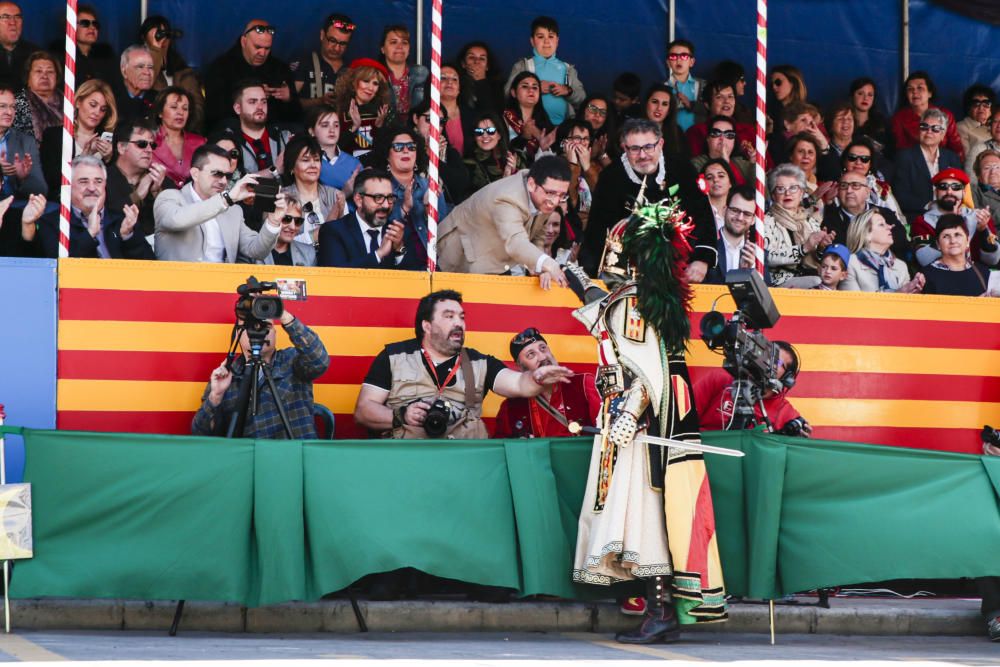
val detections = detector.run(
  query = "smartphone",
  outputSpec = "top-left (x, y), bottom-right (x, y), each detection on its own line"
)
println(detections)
top-left (251, 177), bottom-right (280, 213)
top-left (100, 131), bottom-right (114, 143)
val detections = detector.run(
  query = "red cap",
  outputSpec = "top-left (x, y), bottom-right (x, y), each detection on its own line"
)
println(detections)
top-left (349, 58), bottom-right (390, 79)
top-left (932, 168), bottom-right (969, 186)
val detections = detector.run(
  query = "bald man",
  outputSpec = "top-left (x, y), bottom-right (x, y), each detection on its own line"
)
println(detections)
top-left (202, 19), bottom-right (301, 129)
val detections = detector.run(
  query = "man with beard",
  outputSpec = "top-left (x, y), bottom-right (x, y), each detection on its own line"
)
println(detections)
top-left (493, 327), bottom-right (601, 438)
top-left (291, 13), bottom-right (355, 110)
top-left (354, 290), bottom-right (574, 440)
top-left (222, 80), bottom-right (293, 176)
top-left (911, 168), bottom-right (1000, 268)
top-left (317, 168), bottom-right (417, 268)
top-left (579, 118), bottom-right (717, 281)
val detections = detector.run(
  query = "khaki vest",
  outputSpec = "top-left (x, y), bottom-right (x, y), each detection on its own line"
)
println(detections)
top-left (386, 347), bottom-right (489, 439)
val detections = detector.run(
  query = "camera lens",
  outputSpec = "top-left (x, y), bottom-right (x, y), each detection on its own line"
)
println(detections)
top-left (423, 400), bottom-right (451, 437)
top-left (251, 295), bottom-right (283, 320)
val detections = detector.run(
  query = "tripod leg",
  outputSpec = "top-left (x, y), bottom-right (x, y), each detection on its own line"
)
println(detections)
top-left (347, 589), bottom-right (368, 632)
top-left (260, 364), bottom-right (295, 439)
top-left (169, 599), bottom-right (185, 636)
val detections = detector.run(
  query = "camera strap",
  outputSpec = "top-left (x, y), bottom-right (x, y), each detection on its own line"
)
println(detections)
top-left (421, 346), bottom-right (462, 397)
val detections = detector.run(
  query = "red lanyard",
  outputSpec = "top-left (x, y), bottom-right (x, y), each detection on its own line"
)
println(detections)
top-left (421, 347), bottom-right (461, 394)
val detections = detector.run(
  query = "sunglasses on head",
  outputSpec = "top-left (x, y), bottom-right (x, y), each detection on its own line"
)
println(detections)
top-left (244, 25), bottom-right (276, 36)
top-left (473, 127), bottom-right (498, 136)
top-left (326, 18), bottom-right (356, 32)
top-left (281, 215), bottom-right (305, 226)
top-left (934, 182), bottom-right (964, 191)
top-left (708, 128), bottom-right (736, 139)
top-left (919, 122), bottom-right (945, 133)
top-left (513, 327), bottom-right (542, 346)
top-left (845, 153), bottom-right (872, 163)
top-left (79, 18), bottom-right (100, 29)
top-left (391, 141), bottom-right (417, 153)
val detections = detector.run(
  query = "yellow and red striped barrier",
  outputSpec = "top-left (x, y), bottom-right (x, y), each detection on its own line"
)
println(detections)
top-left (58, 259), bottom-right (1000, 452)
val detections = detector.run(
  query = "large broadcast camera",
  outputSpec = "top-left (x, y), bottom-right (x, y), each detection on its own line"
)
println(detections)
top-left (234, 276), bottom-right (284, 349)
top-left (699, 269), bottom-right (786, 431)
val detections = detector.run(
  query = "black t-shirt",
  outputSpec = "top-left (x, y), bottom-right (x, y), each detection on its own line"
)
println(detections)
top-left (364, 338), bottom-right (508, 394)
top-left (270, 248), bottom-right (293, 266)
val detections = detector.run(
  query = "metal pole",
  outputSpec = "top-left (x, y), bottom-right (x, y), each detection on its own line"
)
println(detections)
top-left (416, 0), bottom-right (424, 66)
top-left (901, 0), bottom-right (910, 80)
top-left (425, 0), bottom-right (442, 273)
top-left (140, 0), bottom-right (148, 23)
top-left (668, 0), bottom-right (675, 43)
top-left (0, 407), bottom-right (8, 634)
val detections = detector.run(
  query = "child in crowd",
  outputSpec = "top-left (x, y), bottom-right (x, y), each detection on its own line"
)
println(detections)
top-left (816, 244), bottom-right (850, 290)
top-left (504, 16), bottom-right (585, 127)
top-left (611, 72), bottom-right (642, 125)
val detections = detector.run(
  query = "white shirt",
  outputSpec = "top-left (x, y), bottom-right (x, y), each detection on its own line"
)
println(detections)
top-left (355, 211), bottom-right (404, 265)
top-left (721, 231), bottom-right (745, 272)
top-left (186, 184), bottom-right (226, 262)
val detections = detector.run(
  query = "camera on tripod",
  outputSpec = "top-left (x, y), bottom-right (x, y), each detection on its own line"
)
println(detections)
top-left (235, 276), bottom-right (283, 338)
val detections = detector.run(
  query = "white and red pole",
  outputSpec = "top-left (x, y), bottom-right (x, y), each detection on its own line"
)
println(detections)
top-left (58, 0), bottom-right (78, 259)
top-left (425, 0), bottom-right (443, 273)
top-left (751, 0), bottom-right (768, 278)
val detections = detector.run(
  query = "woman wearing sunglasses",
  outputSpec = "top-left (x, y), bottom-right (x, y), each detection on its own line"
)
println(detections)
top-left (152, 86), bottom-right (205, 189)
top-left (839, 138), bottom-right (903, 221)
top-left (249, 194), bottom-right (317, 267)
top-left (464, 111), bottom-right (521, 193)
top-left (893, 108), bottom-right (963, 223)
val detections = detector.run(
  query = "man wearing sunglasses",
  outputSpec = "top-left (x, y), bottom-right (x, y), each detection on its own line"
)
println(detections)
top-left (911, 168), bottom-right (1000, 268)
top-left (106, 119), bottom-right (172, 241)
top-left (202, 19), bottom-right (301, 129)
top-left (821, 171), bottom-right (910, 263)
top-left (893, 108), bottom-right (964, 224)
top-left (153, 144), bottom-right (282, 262)
top-left (0, 2), bottom-right (36, 88)
top-left (292, 13), bottom-right (355, 110)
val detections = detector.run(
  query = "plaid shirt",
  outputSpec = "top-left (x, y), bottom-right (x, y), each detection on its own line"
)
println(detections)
top-left (192, 318), bottom-right (330, 439)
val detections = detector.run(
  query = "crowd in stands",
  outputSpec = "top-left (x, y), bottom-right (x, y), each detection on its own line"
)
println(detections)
top-left (1, 2), bottom-right (999, 297)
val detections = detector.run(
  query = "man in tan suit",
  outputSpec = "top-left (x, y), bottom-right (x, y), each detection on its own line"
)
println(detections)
top-left (437, 155), bottom-right (570, 288)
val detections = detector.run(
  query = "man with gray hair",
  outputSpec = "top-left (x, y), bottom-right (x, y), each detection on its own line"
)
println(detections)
top-left (893, 107), bottom-right (963, 223)
top-left (580, 118), bottom-right (717, 279)
top-left (29, 154), bottom-right (153, 259)
top-left (114, 44), bottom-right (157, 125)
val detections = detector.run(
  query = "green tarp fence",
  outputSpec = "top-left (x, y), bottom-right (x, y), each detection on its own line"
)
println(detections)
top-left (5, 427), bottom-right (1000, 606)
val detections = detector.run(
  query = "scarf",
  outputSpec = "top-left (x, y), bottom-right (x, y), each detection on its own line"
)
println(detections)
top-left (620, 151), bottom-right (665, 188)
top-left (27, 90), bottom-right (62, 143)
top-left (856, 248), bottom-right (903, 291)
top-left (770, 203), bottom-right (820, 270)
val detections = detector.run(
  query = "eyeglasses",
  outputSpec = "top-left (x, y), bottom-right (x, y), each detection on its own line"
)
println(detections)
top-left (360, 193), bottom-right (397, 204)
top-left (78, 18), bottom-right (100, 29)
top-left (624, 142), bottom-right (659, 156)
top-left (837, 181), bottom-right (868, 191)
top-left (667, 52), bottom-right (692, 61)
top-left (934, 182), bottom-right (965, 191)
top-left (708, 128), bottom-right (737, 139)
top-left (325, 18), bottom-right (356, 32)
top-left (972, 99), bottom-right (993, 108)
top-left (473, 127), bottom-right (498, 136)
top-left (771, 185), bottom-right (802, 195)
top-left (281, 215), bottom-right (305, 226)
top-left (771, 78), bottom-right (786, 88)
top-left (323, 35), bottom-right (350, 47)
top-left (845, 153), bottom-right (872, 164)
top-left (390, 141), bottom-right (417, 153)
top-left (244, 25), bottom-right (277, 36)
top-left (919, 122), bottom-right (945, 133)
top-left (537, 185), bottom-right (569, 203)
top-left (585, 104), bottom-right (608, 117)
top-left (0, 14), bottom-right (22, 22)
top-left (226, 148), bottom-right (240, 160)
top-left (209, 169), bottom-right (234, 180)
top-left (128, 139), bottom-right (158, 150)
top-left (726, 207), bottom-right (755, 220)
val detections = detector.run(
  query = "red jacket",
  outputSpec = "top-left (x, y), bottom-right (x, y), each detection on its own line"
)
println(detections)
top-left (493, 373), bottom-right (602, 438)
top-left (891, 106), bottom-right (965, 161)
top-left (693, 369), bottom-right (801, 432)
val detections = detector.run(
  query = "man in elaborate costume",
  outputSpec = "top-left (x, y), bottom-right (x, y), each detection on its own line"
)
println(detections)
top-left (566, 189), bottom-right (728, 644)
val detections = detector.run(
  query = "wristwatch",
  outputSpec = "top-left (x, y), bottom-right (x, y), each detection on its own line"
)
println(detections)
top-left (221, 191), bottom-right (235, 208)
top-left (392, 405), bottom-right (407, 428)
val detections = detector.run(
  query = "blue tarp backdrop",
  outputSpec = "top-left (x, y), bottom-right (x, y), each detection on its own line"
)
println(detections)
top-left (19, 1), bottom-right (1000, 117)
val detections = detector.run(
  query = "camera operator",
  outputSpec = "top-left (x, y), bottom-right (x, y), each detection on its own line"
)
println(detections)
top-left (354, 290), bottom-right (573, 439)
top-left (191, 304), bottom-right (330, 439)
top-left (693, 340), bottom-right (809, 435)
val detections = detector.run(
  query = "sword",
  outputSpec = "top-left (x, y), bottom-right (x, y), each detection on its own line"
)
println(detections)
top-left (635, 434), bottom-right (745, 457)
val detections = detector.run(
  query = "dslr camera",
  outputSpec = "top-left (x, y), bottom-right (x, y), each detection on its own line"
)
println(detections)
top-left (423, 399), bottom-right (453, 438)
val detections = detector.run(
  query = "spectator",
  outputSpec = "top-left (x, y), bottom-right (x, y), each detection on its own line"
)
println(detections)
top-left (842, 208), bottom-right (924, 293)
top-left (770, 101), bottom-right (828, 167)
top-left (202, 20), bottom-right (300, 129)
top-left (0, 2), bottom-right (37, 88)
top-left (107, 118), bottom-right (170, 239)
top-left (249, 194), bottom-right (316, 267)
top-left (139, 16), bottom-right (204, 133)
top-left (457, 41), bottom-right (504, 112)
top-left (493, 327), bottom-right (600, 439)
top-left (894, 109), bottom-right (963, 223)
top-left (114, 45), bottom-right (156, 126)
top-left (890, 71), bottom-right (963, 161)
top-left (306, 104), bottom-right (361, 194)
top-left (965, 106), bottom-right (1000, 182)
top-left (437, 154), bottom-right (569, 286)
top-left (0, 83), bottom-right (44, 198)
top-left (818, 101), bottom-right (856, 181)
top-left (33, 154), bottom-right (152, 259)
top-left (504, 16), bottom-right (585, 127)
top-left (972, 149), bottom-right (1000, 223)
top-left (787, 132), bottom-right (831, 208)
top-left (222, 80), bottom-right (293, 176)
top-left (816, 244), bottom-right (850, 290)
top-left (13, 51), bottom-right (60, 143)
top-left (334, 58), bottom-right (392, 156)
top-left (553, 118), bottom-right (597, 234)
top-left (504, 71), bottom-right (555, 163)
top-left (281, 134), bottom-right (345, 246)
top-left (40, 78), bottom-right (116, 197)
top-left (439, 63), bottom-right (476, 158)
top-left (0, 190), bottom-right (38, 256)
top-left (762, 163), bottom-right (832, 288)
top-left (577, 94), bottom-right (615, 172)
top-left (581, 118), bottom-right (717, 280)
top-left (699, 158), bottom-right (734, 231)
top-left (664, 38), bottom-right (704, 132)
top-left (410, 99), bottom-right (470, 203)
top-left (153, 144), bottom-right (281, 262)
top-left (849, 77), bottom-right (891, 156)
top-left (69, 4), bottom-right (117, 87)
top-left (956, 84), bottom-right (994, 159)
top-left (464, 111), bottom-right (519, 193)
top-left (540, 207), bottom-right (575, 263)
top-left (691, 115), bottom-right (752, 186)
top-left (611, 71), bottom-right (642, 126)
top-left (192, 305), bottom-right (329, 439)
top-left (379, 24), bottom-right (428, 118)
top-left (840, 138), bottom-right (903, 221)
top-left (151, 86), bottom-right (206, 189)
top-left (643, 83), bottom-right (685, 158)
top-left (767, 65), bottom-right (808, 128)
top-left (911, 168), bottom-right (1000, 268)
top-left (292, 13), bottom-right (355, 110)
top-left (919, 213), bottom-right (998, 297)
top-left (686, 80), bottom-right (755, 158)
top-left (821, 169), bottom-right (910, 262)
top-left (353, 289), bottom-right (573, 439)
top-left (705, 185), bottom-right (768, 285)
top-left (206, 130), bottom-right (245, 183)
top-left (711, 60), bottom-right (753, 124)
top-left (317, 168), bottom-right (417, 270)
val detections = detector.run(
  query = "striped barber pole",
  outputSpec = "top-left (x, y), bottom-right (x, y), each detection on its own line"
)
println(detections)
top-left (425, 0), bottom-right (444, 272)
top-left (750, 0), bottom-right (767, 278)
top-left (59, 0), bottom-right (78, 259)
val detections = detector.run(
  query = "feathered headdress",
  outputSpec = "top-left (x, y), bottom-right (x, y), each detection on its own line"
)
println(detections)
top-left (620, 183), bottom-right (695, 355)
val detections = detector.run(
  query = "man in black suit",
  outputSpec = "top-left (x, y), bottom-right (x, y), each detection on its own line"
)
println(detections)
top-left (0, 2), bottom-right (37, 88)
top-left (317, 168), bottom-right (418, 269)
top-left (705, 185), bottom-right (769, 284)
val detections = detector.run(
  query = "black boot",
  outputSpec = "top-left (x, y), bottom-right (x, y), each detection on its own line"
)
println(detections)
top-left (615, 576), bottom-right (681, 644)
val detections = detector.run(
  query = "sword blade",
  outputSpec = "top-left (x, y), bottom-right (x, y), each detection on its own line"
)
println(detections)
top-left (636, 434), bottom-right (745, 457)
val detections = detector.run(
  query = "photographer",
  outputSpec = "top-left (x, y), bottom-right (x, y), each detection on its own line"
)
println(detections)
top-left (354, 289), bottom-right (573, 439)
top-left (192, 304), bottom-right (329, 439)
top-left (693, 340), bottom-right (809, 435)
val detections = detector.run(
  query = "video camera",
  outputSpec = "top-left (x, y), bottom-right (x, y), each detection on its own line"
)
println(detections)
top-left (234, 276), bottom-right (283, 347)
